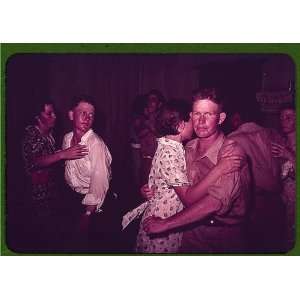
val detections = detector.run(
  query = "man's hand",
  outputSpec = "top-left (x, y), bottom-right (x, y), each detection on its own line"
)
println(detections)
top-left (271, 142), bottom-right (294, 161)
top-left (60, 144), bottom-right (89, 160)
top-left (217, 139), bottom-right (245, 174)
top-left (217, 154), bottom-right (244, 175)
top-left (143, 216), bottom-right (169, 234)
top-left (140, 184), bottom-right (154, 200)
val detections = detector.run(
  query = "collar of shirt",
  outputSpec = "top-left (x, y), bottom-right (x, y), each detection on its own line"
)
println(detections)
top-left (192, 133), bottom-right (225, 165)
top-left (80, 129), bottom-right (94, 144)
top-left (158, 136), bottom-right (184, 151)
top-left (66, 128), bottom-right (94, 146)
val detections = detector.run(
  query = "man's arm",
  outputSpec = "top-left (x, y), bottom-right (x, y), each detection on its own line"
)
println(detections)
top-left (34, 144), bottom-right (88, 167)
top-left (174, 153), bottom-right (243, 207)
top-left (173, 168), bottom-right (221, 207)
top-left (143, 194), bottom-right (221, 234)
top-left (82, 140), bottom-right (112, 214)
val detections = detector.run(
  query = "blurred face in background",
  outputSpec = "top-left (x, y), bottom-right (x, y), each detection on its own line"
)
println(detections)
top-left (37, 104), bottom-right (56, 131)
top-left (146, 94), bottom-right (160, 115)
top-left (229, 112), bottom-right (242, 131)
top-left (280, 108), bottom-right (296, 135)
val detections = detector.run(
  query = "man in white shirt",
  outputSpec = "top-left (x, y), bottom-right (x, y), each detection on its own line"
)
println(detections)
top-left (62, 95), bottom-right (112, 251)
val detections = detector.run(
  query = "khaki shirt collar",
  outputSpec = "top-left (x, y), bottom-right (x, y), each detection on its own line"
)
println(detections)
top-left (195, 132), bottom-right (225, 165)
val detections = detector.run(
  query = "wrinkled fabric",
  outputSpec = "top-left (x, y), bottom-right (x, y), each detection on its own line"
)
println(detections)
top-left (63, 129), bottom-right (112, 212)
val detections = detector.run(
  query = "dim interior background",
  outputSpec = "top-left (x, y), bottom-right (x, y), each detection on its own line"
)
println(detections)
top-left (5, 53), bottom-right (294, 252)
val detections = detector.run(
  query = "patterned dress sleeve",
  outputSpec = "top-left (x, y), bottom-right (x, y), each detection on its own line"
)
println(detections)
top-left (159, 145), bottom-right (189, 187)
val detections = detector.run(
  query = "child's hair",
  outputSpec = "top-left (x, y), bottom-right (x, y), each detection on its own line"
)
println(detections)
top-left (155, 99), bottom-right (192, 137)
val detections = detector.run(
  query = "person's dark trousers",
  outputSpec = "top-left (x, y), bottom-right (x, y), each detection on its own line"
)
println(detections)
top-left (61, 186), bottom-right (122, 253)
top-left (59, 186), bottom-right (86, 252)
top-left (245, 192), bottom-right (286, 253)
top-left (89, 189), bottom-right (123, 253)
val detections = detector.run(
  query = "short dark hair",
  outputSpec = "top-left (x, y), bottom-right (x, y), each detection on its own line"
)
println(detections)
top-left (192, 88), bottom-right (224, 111)
top-left (228, 100), bottom-right (262, 124)
top-left (31, 99), bottom-right (55, 124)
top-left (147, 89), bottom-right (166, 104)
top-left (280, 102), bottom-right (295, 112)
top-left (155, 99), bottom-right (192, 137)
top-left (69, 94), bottom-right (96, 110)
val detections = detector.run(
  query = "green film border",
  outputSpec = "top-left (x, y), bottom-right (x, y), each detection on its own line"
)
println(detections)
top-left (1, 43), bottom-right (299, 256)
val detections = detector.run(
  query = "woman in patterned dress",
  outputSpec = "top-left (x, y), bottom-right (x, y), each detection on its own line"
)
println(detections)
top-left (271, 103), bottom-right (296, 251)
top-left (125, 99), bottom-right (242, 253)
top-left (22, 100), bottom-right (88, 250)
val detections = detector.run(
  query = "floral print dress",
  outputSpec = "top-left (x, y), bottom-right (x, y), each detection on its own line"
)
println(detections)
top-left (135, 137), bottom-right (189, 253)
top-left (22, 125), bottom-right (57, 218)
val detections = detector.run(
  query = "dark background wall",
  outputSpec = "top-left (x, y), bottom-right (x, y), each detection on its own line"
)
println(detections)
top-left (5, 53), bottom-right (294, 247)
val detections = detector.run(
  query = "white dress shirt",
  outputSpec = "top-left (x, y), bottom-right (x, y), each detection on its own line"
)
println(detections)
top-left (62, 129), bottom-right (112, 212)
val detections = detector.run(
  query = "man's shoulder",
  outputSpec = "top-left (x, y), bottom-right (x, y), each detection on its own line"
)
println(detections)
top-left (87, 131), bottom-right (108, 148)
top-left (222, 136), bottom-right (246, 156)
top-left (185, 138), bottom-right (198, 150)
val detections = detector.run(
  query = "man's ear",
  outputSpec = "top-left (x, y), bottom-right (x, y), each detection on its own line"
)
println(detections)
top-left (218, 112), bottom-right (226, 125)
top-left (68, 110), bottom-right (74, 121)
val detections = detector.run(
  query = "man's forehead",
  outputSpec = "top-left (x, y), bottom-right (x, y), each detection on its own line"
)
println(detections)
top-left (44, 104), bottom-right (54, 111)
top-left (192, 99), bottom-right (219, 111)
top-left (75, 101), bottom-right (95, 111)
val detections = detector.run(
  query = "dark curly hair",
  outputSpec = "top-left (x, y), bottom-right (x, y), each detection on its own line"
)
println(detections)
top-left (29, 99), bottom-right (56, 125)
top-left (155, 99), bottom-right (192, 137)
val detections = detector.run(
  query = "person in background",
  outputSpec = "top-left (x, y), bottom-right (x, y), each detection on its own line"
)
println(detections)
top-left (271, 103), bottom-right (296, 251)
top-left (143, 89), bottom-right (251, 253)
top-left (129, 94), bottom-right (148, 191)
top-left (139, 89), bottom-right (166, 184)
top-left (22, 100), bottom-right (88, 251)
top-left (227, 104), bottom-right (284, 252)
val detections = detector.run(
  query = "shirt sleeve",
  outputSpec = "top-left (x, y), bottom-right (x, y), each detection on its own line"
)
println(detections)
top-left (208, 141), bottom-right (246, 216)
top-left (159, 146), bottom-right (190, 187)
top-left (81, 140), bottom-right (112, 212)
top-left (208, 171), bottom-right (242, 216)
top-left (61, 134), bottom-right (68, 150)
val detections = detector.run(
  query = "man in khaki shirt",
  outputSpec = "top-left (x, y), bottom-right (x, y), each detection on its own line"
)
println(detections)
top-left (228, 108), bottom-right (284, 252)
top-left (143, 89), bottom-right (251, 253)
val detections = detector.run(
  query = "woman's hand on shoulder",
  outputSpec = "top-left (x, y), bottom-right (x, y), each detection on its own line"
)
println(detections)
top-left (60, 144), bottom-right (89, 160)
